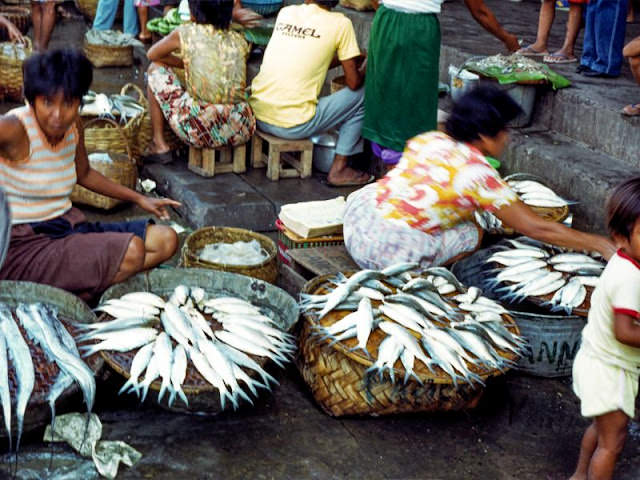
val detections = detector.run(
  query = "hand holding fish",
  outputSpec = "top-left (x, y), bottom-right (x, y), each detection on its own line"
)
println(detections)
top-left (136, 196), bottom-right (182, 221)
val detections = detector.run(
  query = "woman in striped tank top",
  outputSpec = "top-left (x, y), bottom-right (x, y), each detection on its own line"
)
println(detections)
top-left (0, 49), bottom-right (180, 301)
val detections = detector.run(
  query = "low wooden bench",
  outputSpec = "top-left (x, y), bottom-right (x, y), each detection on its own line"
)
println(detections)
top-left (251, 130), bottom-right (313, 181)
top-left (187, 144), bottom-right (247, 178)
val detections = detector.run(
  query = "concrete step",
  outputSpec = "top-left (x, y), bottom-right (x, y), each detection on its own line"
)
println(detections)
top-left (501, 128), bottom-right (640, 233)
top-left (326, 0), bottom-right (640, 167)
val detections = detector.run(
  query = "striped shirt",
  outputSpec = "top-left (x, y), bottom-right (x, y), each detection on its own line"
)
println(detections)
top-left (0, 106), bottom-right (78, 225)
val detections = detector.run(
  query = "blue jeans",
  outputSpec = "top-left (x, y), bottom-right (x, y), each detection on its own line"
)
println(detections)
top-left (580, 0), bottom-right (628, 75)
top-left (256, 87), bottom-right (365, 157)
top-left (92, 0), bottom-right (139, 36)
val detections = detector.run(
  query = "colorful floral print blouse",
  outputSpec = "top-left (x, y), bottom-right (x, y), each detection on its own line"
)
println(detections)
top-left (179, 24), bottom-right (250, 105)
top-left (375, 131), bottom-right (518, 233)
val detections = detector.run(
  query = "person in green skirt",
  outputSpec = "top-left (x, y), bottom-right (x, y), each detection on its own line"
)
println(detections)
top-left (363, 0), bottom-right (521, 165)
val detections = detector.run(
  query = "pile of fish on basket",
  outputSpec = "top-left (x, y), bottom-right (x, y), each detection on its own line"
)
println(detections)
top-left (299, 263), bottom-right (527, 387)
top-left (77, 286), bottom-right (294, 410)
top-left (0, 303), bottom-right (95, 452)
top-left (484, 238), bottom-right (605, 314)
top-left (81, 91), bottom-right (145, 125)
top-left (475, 176), bottom-right (571, 233)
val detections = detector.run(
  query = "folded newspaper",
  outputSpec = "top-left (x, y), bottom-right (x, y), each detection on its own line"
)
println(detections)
top-left (279, 197), bottom-right (346, 239)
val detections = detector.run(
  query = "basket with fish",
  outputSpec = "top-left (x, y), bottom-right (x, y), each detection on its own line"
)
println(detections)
top-left (297, 263), bottom-right (525, 417)
top-left (71, 118), bottom-right (138, 210)
top-left (482, 237), bottom-right (605, 317)
top-left (0, 281), bottom-right (103, 450)
top-left (120, 83), bottom-right (182, 160)
top-left (0, 37), bottom-right (30, 102)
top-left (75, 268), bottom-right (298, 414)
top-left (83, 29), bottom-right (135, 68)
top-left (81, 91), bottom-right (144, 161)
top-left (451, 245), bottom-right (589, 377)
top-left (474, 173), bottom-right (571, 235)
top-left (182, 227), bottom-right (278, 284)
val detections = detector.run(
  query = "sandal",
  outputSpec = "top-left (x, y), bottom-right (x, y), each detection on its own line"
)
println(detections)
top-left (327, 174), bottom-right (375, 188)
top-left (516, 44), bottom-right (549, 57)
top-left (543, 53), bottom-right (577, 64)
top-left (622, 103), bottom-right (640, 116)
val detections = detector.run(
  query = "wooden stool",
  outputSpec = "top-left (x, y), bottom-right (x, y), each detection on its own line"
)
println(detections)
top-left (187, 144), bottom-right (246, 178)
top-left (251, 130), bottom-right (313, 181)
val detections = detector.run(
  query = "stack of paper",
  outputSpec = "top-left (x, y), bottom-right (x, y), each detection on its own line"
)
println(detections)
top-left (278, 197), bottom-right (346, 239)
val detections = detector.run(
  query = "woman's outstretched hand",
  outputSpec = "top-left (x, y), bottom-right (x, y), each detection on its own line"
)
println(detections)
top-left (137, 196), bottom-right (182, 221)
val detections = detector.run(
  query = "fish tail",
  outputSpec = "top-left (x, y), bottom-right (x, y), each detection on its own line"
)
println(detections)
top-left (140, 384), bottom-right (151, 403)
top-left (177, 389), bottom-right (189, 407)
top-left (269, 355), bottom-right (286, 368)
top-left (167, 389), bottom-right (176, 408)
top-left (118, 379), bottom-right (134, 396)
top-left (236, 387), bottom-right (253, 406)
top-left (260, 370), bottom-right (279, 387)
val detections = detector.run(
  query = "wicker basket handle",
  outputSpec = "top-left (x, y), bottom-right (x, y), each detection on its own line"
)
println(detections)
top-left (120, 82), bottom-right (149, 109)
top-left (2, 35), bottom-right (32, 57)
top-left (82, 117), bottom-right (135, 165)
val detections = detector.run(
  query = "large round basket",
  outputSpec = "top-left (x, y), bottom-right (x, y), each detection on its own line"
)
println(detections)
top-left (0, 37), bottom-right (31, 102)
top-left (182, 226), bottom-right (278, 284)
top-left (297, 274), bottom-right (521, 417)
top-left (0, 281), bottom-right (104, 438)
top-left (71, 118), bottom-right (138, 210)
top-left (93, 267), bottom-right (299, 414)
top-left (83, 39), bottom-right (133, 68)
top-left (75, 0), bottom-right (121, 20)
top-left (81, 110), bottom-right (142, 160)
top-left (120, 83), bottom-right (182, 161)
top-left (0, 6), bottom-right (31, 42)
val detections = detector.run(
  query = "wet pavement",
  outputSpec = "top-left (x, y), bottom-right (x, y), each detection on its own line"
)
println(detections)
top-left (1, 3), bottom-right (640, 479)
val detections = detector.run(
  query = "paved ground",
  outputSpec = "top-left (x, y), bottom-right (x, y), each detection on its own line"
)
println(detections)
top-left (1, 4), bottom-right (640, 479)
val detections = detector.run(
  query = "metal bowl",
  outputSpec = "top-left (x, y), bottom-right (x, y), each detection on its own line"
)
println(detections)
top-left (310, 132), bottom-right (337, 174)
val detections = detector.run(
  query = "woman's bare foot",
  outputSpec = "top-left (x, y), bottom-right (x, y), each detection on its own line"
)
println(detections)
top-left (327, 167), bottom-right (372, 187)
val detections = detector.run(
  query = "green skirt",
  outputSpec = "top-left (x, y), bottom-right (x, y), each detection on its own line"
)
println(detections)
top-left (362, 5), bottom-right (441, 152)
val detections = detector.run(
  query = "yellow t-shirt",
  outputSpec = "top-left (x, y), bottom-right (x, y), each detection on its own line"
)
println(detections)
top-left (249, 3), bottom-right (361, 128)
top-left (581, 250), bottom-right (640, 374)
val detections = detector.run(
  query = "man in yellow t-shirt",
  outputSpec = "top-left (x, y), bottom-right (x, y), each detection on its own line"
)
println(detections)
top-left (249, 0), bottom-right (371, 187)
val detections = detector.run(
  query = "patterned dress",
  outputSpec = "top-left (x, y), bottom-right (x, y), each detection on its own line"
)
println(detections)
top-left (344, 131), bottom-right (518, 269)
top-left (148, 24), bottom-right (256, 149)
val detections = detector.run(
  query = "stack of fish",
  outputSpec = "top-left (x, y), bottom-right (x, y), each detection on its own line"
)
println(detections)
top-left (299, 263), bottom-right (526, 387)
top-left (81, 91), bottom-right (145, 125)
top-left (0, 303), bottom-right (95, 453)
top-left (484, 238), bottom-right (605, 313)
top-left (474, 177), bottom-right (570, 233)
top-left (78, 286), bottom-right (294, 410)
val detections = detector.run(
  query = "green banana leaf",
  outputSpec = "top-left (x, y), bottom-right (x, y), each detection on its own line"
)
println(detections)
top-left (465, 61), bottom-right (570, 90)
top-left (243, 26), bottom-right (273, 46)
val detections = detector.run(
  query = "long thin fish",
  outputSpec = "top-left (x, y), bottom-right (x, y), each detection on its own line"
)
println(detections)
top-left (0, 332), bottom-right (11, 450)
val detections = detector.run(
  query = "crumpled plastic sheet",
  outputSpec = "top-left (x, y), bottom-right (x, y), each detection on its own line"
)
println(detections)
top-left (43, 413), bottom-right (142, 479)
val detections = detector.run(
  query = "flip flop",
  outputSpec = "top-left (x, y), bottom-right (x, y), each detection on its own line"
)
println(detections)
top-left (142, 150), bottom-right (174, 164)
top-left (622, 103), bottom-right (640, 116)
top-left (327, 174), bottom-right (375, 188)
top-left (543, 53), bottom-right (577, 64)
top-left (516, 45), bottom-right (549, 57)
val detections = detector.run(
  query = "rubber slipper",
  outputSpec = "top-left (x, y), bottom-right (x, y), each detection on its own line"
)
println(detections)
top-left (543, 53), bottom-right (577, 64)
top-left (516, 45), bottom-right (549, 57)
top-left (327, 174), bottom-right (375, 188)
top-left (142, 151), bottom-right (174, 164)
top-left (622, 103), bottom-right (640, 116)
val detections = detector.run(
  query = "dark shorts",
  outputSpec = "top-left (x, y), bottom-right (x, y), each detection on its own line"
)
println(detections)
top-left (0, 208), bottom-right (153, 302)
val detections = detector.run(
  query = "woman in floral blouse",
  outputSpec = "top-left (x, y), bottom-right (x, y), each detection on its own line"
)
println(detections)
top-left (343, 86), bottom-right (616, 269)
top-left (143, 0), bottom-right (258, 163)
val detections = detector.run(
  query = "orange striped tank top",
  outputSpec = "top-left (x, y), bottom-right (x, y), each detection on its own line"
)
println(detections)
top-left (0, 105), bottom-right (78, 225)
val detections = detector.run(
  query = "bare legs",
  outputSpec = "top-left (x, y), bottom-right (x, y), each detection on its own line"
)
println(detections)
top-left (137, 6), bottom-right (151, 41)
top-left (112, 225), bottom-right (178, 284)
top-left (570, 410), bottom-right (629, 480)
top-left (31, 1), bottom-right (56, 52)
top-left (554, 3), bottom-right (583, 60)
top-left (523, 0), bottom-right (583, 60)
top-left (145, 64), bottom-right (172, 155)
top-left (622, 37), bottom-right (640, 114)
top-left (529, 0), bottom-right (555, 54)
top-left (327, 154), bottom-right (371, 186)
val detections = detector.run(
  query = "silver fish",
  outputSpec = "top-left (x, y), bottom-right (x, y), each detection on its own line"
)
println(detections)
top-left (548, 253), bottom-right (602, 265)
top-left (169, 344), bottom-right (189, 407)
top-left (163, 303), bottom-right (197, 345)
top-left (197, 339), bottom-right (252, 406)
top-left (378, 321), bottom-right (433, 372)
top-left (576, 275), bottom-right (600, 287)
top-left (153, 332), bottom-right (174, 403)
top-left (169, 285), bottom-right (190, 306)
top-left (119, 292), bottom-right (166, 309)
top-left (379, 303), bottom-right (428, 333)
top-left (118, 342), bottom-right (155, 396)
top-left (160, 311), bottom-right (191, 348)
top-left (214, 330), bottom-right (286, 368)
top-left (366, 336), bottom-right (403, 381)
top-left (0, 305), bottom-right (35, 452)
top-left (216, 315), bottom-right (293, 343)
top-left (353, 298), bottom-right (374, 357)
top-left (187, 347), bottom-right (235, 410)
top-left (552, 263), bottom-right (604, 274)
top-left (138, 353), bottom-right (160, 403)
top-left (231, 363), bottom-right (264, 397)
top-left (216, 343), bottom-right (279, 387)
top-left (399, 348), bottom-right (421, 384)
top-left (80, 327), bottom-right (158, 357)
top-left (0, 332), bottom-right (11, 450)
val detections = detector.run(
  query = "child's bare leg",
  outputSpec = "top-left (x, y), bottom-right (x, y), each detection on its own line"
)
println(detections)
top-left (623, 37), bottom-right (640, 84)
top-left (569, 421), bottom-right (597, 480)
top-left (589, 410), bottom-right (629, 480)
top-left (531, 0), bottom-right (555, 52)
top-left (555, 4), bottom-right (583, 59)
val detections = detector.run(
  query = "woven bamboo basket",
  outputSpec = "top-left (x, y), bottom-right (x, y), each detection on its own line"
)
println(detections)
top-left (182, 227), bottom-right (278, 284)
top-left (75, 0), bottom-right (121, 20)
top-left (0, 6), bottom-right (31, 42)
top-left (90, 268), bottom-right (299, 414)
top-left (82, 107), bottom-right (142, 159)
top-left (0, 37), bottom-right (31, 102)
top-left (1, 0), bottom-right (29, 6)
top-left (297, 274), bottom-right (521, 417)
top-left (71, 118), bottom-right (138, 210)
top-left (0, 281), bottom-right (104, 438)
top-left (120, 82), bottom-right (182, 160)
top-left (83, 38), bottom-right (133, 68)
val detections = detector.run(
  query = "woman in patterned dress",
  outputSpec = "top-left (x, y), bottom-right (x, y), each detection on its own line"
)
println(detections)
top-left (142, 0), bottom-right (257, 163)
top-left (343, 86), bottom-right (616, 270)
